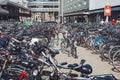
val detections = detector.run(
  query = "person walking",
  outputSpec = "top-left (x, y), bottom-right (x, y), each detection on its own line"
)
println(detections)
top-left (111, 19), bottom-right (117, 25)
top-left (100, 19), bottom-right (105, 26)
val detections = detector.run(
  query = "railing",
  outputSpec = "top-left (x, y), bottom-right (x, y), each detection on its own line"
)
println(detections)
top-left (28, 1), bottom-right (59, 6)
top-left (30, 8), bottom-right (59, 12)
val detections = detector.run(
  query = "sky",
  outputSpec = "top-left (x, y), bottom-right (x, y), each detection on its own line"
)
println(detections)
top-left (89, 0), bottom-right (120, 10)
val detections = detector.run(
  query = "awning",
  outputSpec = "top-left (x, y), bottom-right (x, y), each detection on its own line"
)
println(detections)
top-left (90, 6), bottom-right (120, 14)
top-left (64, 12), bottom-right (89, 17)
top-left (0, 7), bottom-right (9, 14)
top-left (90, 10), bottom-right (104, 14)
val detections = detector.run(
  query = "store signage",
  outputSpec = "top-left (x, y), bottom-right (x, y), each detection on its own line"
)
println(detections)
top-left (104, 5), bottom-right (111, 16)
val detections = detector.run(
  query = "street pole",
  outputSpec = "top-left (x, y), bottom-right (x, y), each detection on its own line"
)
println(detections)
top-left (105, 16), bottom-right (109, 23)
top-left (58, 0), bottom-right (61, 23)
top-left (61, 0), bottom-right (63, 24)
top-left (52, 0), bottom-right (54, 21)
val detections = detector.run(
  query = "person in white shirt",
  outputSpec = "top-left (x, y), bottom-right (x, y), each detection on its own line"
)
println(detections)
top-left (100, 19), bottom-right (105, 26)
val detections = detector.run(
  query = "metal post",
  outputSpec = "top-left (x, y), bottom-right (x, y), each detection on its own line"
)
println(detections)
top-left (52, 0), bottom-right (55, 21)
top-left (61, 0), bottom-right (63, 23)
top-left (58, 0), bottom-right (61, 23)
top-left (105, 16), bottom-right (109, 23)
top-left (105, 0), bottom-right (109, 23)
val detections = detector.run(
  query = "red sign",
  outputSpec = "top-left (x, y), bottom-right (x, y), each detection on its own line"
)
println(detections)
top-left (104, 5), bottom-right (111, 16)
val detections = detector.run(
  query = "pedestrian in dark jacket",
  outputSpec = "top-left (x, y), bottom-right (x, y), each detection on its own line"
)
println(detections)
top-left (0, 33), bottom-right (8, 48)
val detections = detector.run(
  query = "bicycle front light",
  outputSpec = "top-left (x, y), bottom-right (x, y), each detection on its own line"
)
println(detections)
top-left (33, 70), bottom-right (38, 76)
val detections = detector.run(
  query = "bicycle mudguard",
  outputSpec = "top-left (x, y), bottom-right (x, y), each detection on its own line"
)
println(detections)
top-left (91, 74), bottom-right (117, 80)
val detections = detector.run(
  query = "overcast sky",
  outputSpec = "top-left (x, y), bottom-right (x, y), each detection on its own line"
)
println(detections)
top-left (89, 0), bottom-right (120, 10)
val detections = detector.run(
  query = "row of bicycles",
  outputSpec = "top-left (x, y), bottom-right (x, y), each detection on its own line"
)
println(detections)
top-left (0, 21), bottom-right (119, 80)
top-left (39, 22), bottom-right (120, 73)
top-left (66, 22), bottom-right (120, 73)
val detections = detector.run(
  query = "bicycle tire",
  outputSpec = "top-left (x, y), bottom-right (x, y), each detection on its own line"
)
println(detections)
top-left (79, 36), bottom-right (86, 47)
top-left (50, 38), bottom-right (63, 51)
top-left (99, 44), bottom-right (109, 61)
top-left (85, 36), bottom-right (94, 50)
top-left (112, 50), bottom-right (120, 72)
top-left (108, 46), bottom-right (120, 63)
top-left (91, 40), bottom-right (97, 54)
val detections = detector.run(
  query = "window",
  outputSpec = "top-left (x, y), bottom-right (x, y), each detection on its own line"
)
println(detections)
top-left (29, 5), bottom-right (58, 8)
top-left (78, 3), bottom-right (81, 7)
top-left (83, 0), bottom-right (87, 5)
top-left (43, 6), bottom-right (58, 8)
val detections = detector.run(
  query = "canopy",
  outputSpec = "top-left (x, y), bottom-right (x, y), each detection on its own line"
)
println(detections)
top-left (0, 7), bottom-right (9, 15)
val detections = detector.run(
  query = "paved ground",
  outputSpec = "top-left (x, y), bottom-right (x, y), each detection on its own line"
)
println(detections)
top-left (48, 33), bottom-right (120, 79)
top-left (55, 46), bottom-right (120, 79)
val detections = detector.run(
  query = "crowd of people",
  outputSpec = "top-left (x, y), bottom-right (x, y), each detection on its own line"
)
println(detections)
top-left (100, 18), bottom-right (119, 25)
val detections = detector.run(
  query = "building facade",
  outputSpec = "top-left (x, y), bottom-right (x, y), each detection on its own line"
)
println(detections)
top-left (0, 0), bottom-right (31, 21)
top-left (62, 0), bottom-right (89, 23)
top-left (27, 0), bottom-right (59, 22)
top-left (62, 0), bottom-right (120, 23)
top-left (89, 0), bottom-right (120, 22)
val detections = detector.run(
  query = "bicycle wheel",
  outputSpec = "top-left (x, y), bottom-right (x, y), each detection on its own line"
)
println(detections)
top-left (112, 50), bottom-right (120, 72)
top-left (80, 36), bottom-right (86, 47)
top-left (85, 37), bottom-right (94, 50)
top-left (91, 40), bottom-right (98, 54)
top-left (99, 44), bottom-right (110, 61)
top-left (61, 39), bottom-right (67, 53)
top-left (108, 46), bottom-right (120, 63)
top-left (50, 38), bottom-right (62, 51)
top-left (85, 37), bottom-right (91, 48)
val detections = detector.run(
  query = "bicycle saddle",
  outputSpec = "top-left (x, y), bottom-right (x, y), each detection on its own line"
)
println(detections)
top-left (74, 64), bottom-right (93, 74)
top-left (49, 50), bottom-right (59, 57)
top-left (21, 61), bottom-right (35, 68)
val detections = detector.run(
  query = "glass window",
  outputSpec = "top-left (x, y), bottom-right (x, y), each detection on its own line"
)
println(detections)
top-left (78, 3), bottom-right (81, 7)
top-left (83, 0), bottom-right (87, 5)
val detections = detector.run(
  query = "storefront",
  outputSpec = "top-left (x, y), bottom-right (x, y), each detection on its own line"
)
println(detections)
top-left (89, 5), bottom-right (120, 22)
top-left (64, 10), bottom-right (89, 23)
